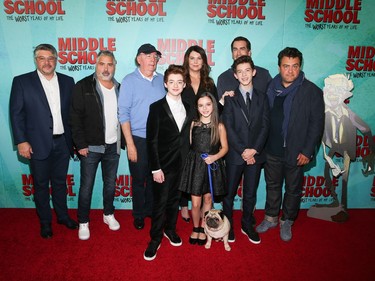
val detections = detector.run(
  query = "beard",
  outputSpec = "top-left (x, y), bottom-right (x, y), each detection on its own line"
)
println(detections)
top-left (97, 71), bottom-right (113, 81)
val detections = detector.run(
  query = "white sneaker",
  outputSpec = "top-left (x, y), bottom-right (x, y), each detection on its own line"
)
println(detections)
top-left (79, 223), bottom-right (90, 240)
top-left (103, 214), bottom-right (120, 231)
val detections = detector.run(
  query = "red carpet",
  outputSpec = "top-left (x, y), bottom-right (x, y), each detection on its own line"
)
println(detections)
top-left (0, 208), bottom-right (374, 281)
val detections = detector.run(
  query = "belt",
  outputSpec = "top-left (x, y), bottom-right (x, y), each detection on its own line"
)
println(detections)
top-left (53, 134), bottom-right (63, 139)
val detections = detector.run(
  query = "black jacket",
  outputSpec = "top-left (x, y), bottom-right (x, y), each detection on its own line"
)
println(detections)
top-left (222, 87), bottom-right (270, 165)
top-left (70, 73), bottom-right (122, 151)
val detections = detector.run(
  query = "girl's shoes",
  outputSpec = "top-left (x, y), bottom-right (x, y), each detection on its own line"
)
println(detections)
top-left (189, 227), bottom-right (200, 244)
top-left (197, 227), bottom-right (207, 246)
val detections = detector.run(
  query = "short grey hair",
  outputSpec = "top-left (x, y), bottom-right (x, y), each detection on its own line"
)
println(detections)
top-left (34, 43), bottom-right (57, 58)
top-left (97, 50), bottom-right (117, 64)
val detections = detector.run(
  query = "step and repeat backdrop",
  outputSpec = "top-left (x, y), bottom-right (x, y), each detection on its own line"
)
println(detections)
top-left (1, 0), bottom-right (374, 210)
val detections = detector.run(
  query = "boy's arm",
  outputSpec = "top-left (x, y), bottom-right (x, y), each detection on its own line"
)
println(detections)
top-left (146, 104), bottom-right (161, 171)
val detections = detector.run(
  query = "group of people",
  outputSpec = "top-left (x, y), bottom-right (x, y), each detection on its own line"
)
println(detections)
top-left (9, 36), bottom-right (325, 261)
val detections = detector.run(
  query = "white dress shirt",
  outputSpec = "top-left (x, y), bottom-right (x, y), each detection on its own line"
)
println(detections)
top-left (166, 95), bottom-right (186, 132)
top-left (37, 70), bottom-right (64, 135)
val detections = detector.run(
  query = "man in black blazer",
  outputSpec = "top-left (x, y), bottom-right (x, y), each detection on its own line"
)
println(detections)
top-left (222, 56), bottom-right (270, 244)
top-left (144, 65), bottom-right (193, 261)
top-left (256, 47), bottom-right (325, 242)
top-left (10, 43), bottom-right (77, 238)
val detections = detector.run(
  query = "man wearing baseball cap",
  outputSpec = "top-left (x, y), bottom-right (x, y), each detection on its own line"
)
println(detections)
top-left (118, 43), bottom-right (165, 231)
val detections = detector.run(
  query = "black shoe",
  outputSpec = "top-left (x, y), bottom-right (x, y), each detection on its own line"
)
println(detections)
top-left (144, 240), bottom-right (160, 261)
top-left (241, 227), bottom-right (261, 244)
top-left (40, 223), bottom-right (53, 239)
top-left (181, 207), bottom-right (190, 223)
top-left (57, 217), bottom-right (78, 230)
top-left (228, 229), bottom-right (235, 243)
top-left (182, 217), bottom-right (190, 223)
top-left (197, 227), bottom-right (207, 246)
top-left (164, 230), bottom-right (182, 246)
top-left (133, 218), bottom-right (144, 230)
top-left (189, 227), bottom-right (200, 245)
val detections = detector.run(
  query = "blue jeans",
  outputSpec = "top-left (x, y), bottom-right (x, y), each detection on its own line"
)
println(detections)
top-left (77, 143), bottom-right (119, 223)
top-left (264, 153), bottom-right (304, 221)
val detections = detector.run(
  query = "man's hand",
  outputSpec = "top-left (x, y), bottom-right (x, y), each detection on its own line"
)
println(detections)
top-left (219, 90), bottom-right (235, 105)
top-left (78, 148), bottom-right (89, 157)
top-left (242, 148), bottom-right (257, 165)
top-left (18, 142), bottom-right (33, 159)
top-left (297, 153), bottom-right (310, 166)
top-left (127, 144), bottom-right (138, 162)
top-left (153, 170), bottom-right (165, 183)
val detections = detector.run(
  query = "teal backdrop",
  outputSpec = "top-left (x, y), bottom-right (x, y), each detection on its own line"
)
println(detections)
top-left (1, 0), bottom-right (374, 210)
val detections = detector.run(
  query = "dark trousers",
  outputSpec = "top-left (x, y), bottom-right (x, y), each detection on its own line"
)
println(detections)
top-left (150, 169), bottom-right (181, 243)
top-left (30, 135), bottom-right (70, 225)
top-left (77, 143), bottom-right (119, 223)
top-left (264, 154), bottom-right (304, 221)
top-left (129, 136), bottom-right (153, 219)
top-left (223, 162), bottom-right (262, 230)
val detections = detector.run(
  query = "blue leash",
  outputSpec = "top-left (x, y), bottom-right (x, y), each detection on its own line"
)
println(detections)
top-left (201, 153), bottom-right (217, 202)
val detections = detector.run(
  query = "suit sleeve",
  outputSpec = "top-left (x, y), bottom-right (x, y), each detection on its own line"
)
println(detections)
top-left (146, 103), bottom-right (161, 171)
top-left (301, 86), bottom-right (325, 159)
top-left (9, 77), bottom-right (27, 145)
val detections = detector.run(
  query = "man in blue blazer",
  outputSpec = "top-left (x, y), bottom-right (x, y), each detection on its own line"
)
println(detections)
top-left (10, 43), bottom-right (77, 238)
top-left (256, 47), bottom-right (325, 242)
top-left (222, 56), bottom-right (270, 244)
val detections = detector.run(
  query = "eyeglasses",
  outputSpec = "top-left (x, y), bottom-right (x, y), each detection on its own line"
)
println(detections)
top-left (36, 56), bottom-right (56, 62)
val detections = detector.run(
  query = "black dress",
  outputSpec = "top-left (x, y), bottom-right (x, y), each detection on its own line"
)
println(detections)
top-left (179, 123), bottom-right (226, 197)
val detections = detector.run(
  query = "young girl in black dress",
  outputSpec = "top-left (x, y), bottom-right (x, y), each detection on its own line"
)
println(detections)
top-left (179, 92), bottom-right (228, 245)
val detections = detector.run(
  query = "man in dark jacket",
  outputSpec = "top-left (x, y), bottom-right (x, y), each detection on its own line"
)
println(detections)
top-left (10, 43), bottom-right (77, 239)
top-left (70, 51), bottom-right (122, 240)
top-left (256, 47), bottom-right (325, 242)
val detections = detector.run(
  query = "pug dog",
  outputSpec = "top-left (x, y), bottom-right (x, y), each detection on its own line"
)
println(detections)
top-left (203, 209), bottom-right (231, 251)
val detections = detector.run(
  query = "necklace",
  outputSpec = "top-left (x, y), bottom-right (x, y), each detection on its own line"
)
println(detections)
top-left (201, 121), bottom-right (211, 128)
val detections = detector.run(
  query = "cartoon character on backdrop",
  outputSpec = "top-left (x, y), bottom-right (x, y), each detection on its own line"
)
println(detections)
top-left (308, 74), bottom-right (374, 222)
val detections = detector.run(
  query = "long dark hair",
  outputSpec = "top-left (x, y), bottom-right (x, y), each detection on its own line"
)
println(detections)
top-left (183, 45), bottom-right (215, 92)
top-left (196, 92), bottom-right (220, 146)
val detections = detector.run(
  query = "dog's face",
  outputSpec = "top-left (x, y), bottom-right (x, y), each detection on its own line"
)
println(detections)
top-left (204, 209), bottom-right (225, 230)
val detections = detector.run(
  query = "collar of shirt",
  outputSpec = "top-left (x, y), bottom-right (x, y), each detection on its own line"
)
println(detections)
top-left (37, 70), bottom-right (57, 82)
top-left (138, 68), bottom-right (157, 82)
top-left (239, 86), bottom-right (253, 101)
top-left (166, 94), bottom-right (183, 107)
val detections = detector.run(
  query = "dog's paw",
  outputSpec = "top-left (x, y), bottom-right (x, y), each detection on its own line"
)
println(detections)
top-left (205, 242), bottom-right (212, 249)
top-left (224, 243), bottom-right (231, 251)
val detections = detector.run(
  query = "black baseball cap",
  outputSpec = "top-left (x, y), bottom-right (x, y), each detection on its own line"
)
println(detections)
top-left (137, 43), bottom-right (162, 57)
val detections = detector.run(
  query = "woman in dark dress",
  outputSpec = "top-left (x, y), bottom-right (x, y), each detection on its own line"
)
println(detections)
top-left (179, 45), bottom-right (219, 224)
